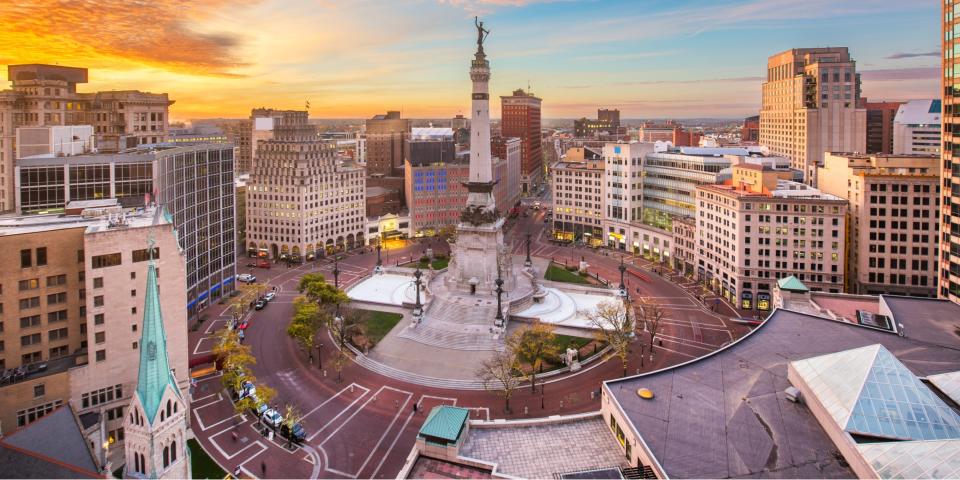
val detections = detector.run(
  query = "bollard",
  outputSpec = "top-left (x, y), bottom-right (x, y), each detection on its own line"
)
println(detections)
top-left (590, 391), bottom-right (595, 400)
top-left (524, 406), bottom-right (529, 416)
top-left (560, 400), bottom-right (564, 409)
top-left (350, 384), bottom-right (354, 393)
top-left (323, 370), bottom-right (327, 377)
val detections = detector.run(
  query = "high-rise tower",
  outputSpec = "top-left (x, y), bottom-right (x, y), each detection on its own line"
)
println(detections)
top-left (942, 1), bottom-right (960, 303)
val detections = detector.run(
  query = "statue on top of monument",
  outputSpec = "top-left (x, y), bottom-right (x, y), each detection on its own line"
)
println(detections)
top-left (475, 16), bottom-right (490, 52)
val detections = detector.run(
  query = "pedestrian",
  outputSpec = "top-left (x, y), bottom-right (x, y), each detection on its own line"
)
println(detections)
top-left (232, 430), bottom-right (238, 442)
top-left (413, 402), bottom-right (418, 413)
top-left (234, 466), bottom-right (241, 478)
top-left (261, 461), bottom-right (266, 477)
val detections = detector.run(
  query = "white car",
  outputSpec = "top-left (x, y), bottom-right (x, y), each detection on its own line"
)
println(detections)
top-left (261, 408), bottom-right (283, 429)
top-left (264, 292), bottom-right (276, 302)
top-left (237, 274), bottom-right (256, 283)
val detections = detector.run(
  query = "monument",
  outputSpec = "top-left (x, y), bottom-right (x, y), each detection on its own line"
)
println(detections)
top-left (447, 17), bottom-right (517, 298)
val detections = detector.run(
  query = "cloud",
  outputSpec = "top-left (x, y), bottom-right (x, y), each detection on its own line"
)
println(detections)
top-left (0, 0), bottom-right (255, 76)
top-left (860, 67), bottom-right (940, 81)
top-left (885, 50), bottom-right (940, 59)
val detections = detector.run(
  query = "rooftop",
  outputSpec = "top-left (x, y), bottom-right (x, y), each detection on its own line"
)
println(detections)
top-left (894, 99), bottom-right (941, 125)
top-left (605, 307), bottom-right (960, 479)
top-left (0, 204), bottom-right (169, 236)
top-left (0, 405), bottom-right (100, 478)
top-left (419, 406), bottom-right (470, 443)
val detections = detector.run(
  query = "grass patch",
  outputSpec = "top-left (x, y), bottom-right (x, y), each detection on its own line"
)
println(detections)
top-left (188, 438), bottom-right (226, 479)
top-left (431, 257), bottom-right (450, 270)
top-left (544, 263), bottom-right (590, 284)
top-left (358, 310), bottom-right (404, 346)
top-left (553, 334), bottom-right (592, 351)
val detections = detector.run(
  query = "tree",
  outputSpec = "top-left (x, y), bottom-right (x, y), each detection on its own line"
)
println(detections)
top-left (254, 385), bottom-right (277, 428)
top-left (286, 297), bottom-right (323, 355)
top-left (328, 307), bottom-right (364, 383)
top-left (281, 405), bottom-right (303, 449)
top-left (506, 321), bottom-right (559, 393)
top-left (585, 299), bottom-right (634, 377)
top-left (476, 348), bottom-right (523, 413)
top-left (635, 296), bottom-right (665, 354)
top-left (298, 273), bottom-right (349, 307)
top-left (213, 328), bottom-right (256, 393)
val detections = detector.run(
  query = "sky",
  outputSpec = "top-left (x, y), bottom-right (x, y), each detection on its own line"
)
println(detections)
top-left (0, 0), bottom-right (941, 121)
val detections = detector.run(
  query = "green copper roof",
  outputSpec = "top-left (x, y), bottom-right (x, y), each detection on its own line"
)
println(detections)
top-left (777, 275), bottom-right (809, 292)
top-left (418, 406), bottom-right (469, 442)
top-left (135, 249), bottom-right (178, 424)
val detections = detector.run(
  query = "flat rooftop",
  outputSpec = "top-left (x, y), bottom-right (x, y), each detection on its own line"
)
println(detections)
top-left (0, 204), bottom-right (168, 235)
top-left (605, 307), bottom-right (960, 478)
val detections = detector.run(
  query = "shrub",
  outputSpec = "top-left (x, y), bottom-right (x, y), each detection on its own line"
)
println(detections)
top-left (565, 265), bottom-right (578, 272)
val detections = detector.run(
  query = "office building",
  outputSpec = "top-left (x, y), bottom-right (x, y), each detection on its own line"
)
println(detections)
top-left (672, 216), bottom-right (696, 275)
top-left (863, 100), bottom-right (903, 154)
top-left (246, 111), bottom-right (366, 261)
top-left (501, 89), bottom-right (542, 193)
top-left (405, 138), bottom-right (520, 236)
top-left (943, 1), bottom-right (960, 302)
top-left (365, 111), bottom-right (410, 177)
top-left (574, 108), bottom-right (624, 138)
top-left (637, 121), bottom-right (701, 147)
top-left (740, 115), bottom-right (759, 143)
top-left (640, 146), bottom-right (738, 223)
top-left (551, 158), bottom-right (604, 245)
top-left (0, 205), bottom-right (188, 451)
top-left (13, 138), bottom-right (237, 316)
top-left (696, 164), bottom-right (847, 310)
top-left (893, 99), bottom-right (941, 155)
top-left (0, 64), bottom-right (173, 211)
top-left (760, 48), bottom-right (866, 185)
top-left (248, 108), bottom-right (296, 172)
top-left (819, 152), bottom-right (940, 297)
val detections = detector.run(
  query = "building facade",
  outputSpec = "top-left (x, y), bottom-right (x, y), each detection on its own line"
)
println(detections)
top-left (893, 99), bottom-right (941, 155)
top-left (603, 142), bottom-right (651, 228)
top-left (696, 164), bottom-right (847, 311)
top-left (551, 158), bottom-right (604, 245)
top-left (819, 152), bottom-right (940, 297)
top-left (14, 143), bottom-right (237, 316)
top-left (573, 108), bottom-right (624, 138)
top-left (640, 146), bottom-right (737, 223)
top-left (637, 121), bottom-right (701, 147)
top-left (863, 100), bottom-right (903, 154)
top-left (943, 1), bottom-right (960, 302)
top-left (741, 115), bottom-right (760, 143)
top-left (0, 64), bottom-right (172, 212)
top-left (672, 216), bottom-right (697, 275)
top-left (365, 111), bottom-right (410, 177)
top-left (759, 48), bottom-right (866, 186)
top-left (0, 206), bottom-right (188, 448)
top-left (501, 89), bottom-right (542, 194)
top-left (246, 111), bottom-right (366, 261)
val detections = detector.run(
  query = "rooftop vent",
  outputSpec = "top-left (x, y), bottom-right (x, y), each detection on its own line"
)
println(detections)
top-left (785, 386), bottom-right (801, 403)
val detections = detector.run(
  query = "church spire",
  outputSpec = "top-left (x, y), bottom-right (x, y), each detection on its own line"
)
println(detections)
top-left (135, 236), bottom-right (177, 423)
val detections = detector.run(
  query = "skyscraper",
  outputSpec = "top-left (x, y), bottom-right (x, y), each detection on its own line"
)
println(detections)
top-left (500, 89), bottom-right (542, 194)
top-left (759, 48), bottom-right (866, 186)
top-left (942, 1), bottom-right (960, 302)
top-left (863, 99), bottom-right (903, 154)
top-left (365, 111), bottom-right (410, 177)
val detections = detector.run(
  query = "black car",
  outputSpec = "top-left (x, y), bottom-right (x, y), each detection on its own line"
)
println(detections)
top-left (255, 300), bottom-right (266, 310)
top-left (280, 422), bottom-right (307, 444)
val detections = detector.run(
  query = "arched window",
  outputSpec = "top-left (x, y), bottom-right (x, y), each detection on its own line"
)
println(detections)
top-left (170, 440), bottom-right (177, 462)
top-left (166, 400), bottom-right (171, 418)
top-left (160, 410), bottom-right (165, 421)
top-left (138, 453), bottom-right (145, 474)
top-left (174, 402), bottom-right (178, 414)
top-left (163, 446), bottom-right (169, 468)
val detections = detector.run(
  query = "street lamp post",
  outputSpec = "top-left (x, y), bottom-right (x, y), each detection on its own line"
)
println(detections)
top-left (525, 228), bottom-right (532, 267)
top-left (413, 268), bottom-right (423, 317)
top-left (333, 256), bottom-right (342, 320)
top-left (494, 277), bottom-right (504, 328)
top-left (375, 243), bottom-right (383, 273)
top-left (618, 257), bottom-right (627, 296)
top-left (315, 341), bottom-right (323, 370)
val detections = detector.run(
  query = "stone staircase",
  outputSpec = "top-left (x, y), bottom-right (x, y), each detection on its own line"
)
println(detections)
top-left (396, 295), bottom-right (504, 351)
top-left (397, 325), bottom-right (505, 351)
top-left (352, 353), bottom-right (489, 390)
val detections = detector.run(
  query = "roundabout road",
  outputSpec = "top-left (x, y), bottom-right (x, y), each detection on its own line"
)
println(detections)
top-left (188, 216), bottom-right (752, 479)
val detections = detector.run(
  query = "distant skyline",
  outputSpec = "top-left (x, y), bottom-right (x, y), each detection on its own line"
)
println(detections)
top-left (0, 0), bottom-right (940, 121)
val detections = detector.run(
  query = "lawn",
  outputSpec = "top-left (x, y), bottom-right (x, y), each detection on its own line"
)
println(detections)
top-left (359, 309), bottom-right (404, 345)
top-left (431, 257), bottom-right (450, 270)
top-left (544, 263), bottom-right (590, 284)
top-left (188, 438), bottom-right (226, 479)
top-left (553, 334), bottom-right (593, 351)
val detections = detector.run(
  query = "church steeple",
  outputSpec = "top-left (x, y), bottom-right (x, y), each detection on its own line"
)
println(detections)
top-left (135, 237), bottom-right (178, 423)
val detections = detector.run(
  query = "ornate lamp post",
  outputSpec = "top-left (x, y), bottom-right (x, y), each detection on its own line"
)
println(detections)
top-left (333, 256), bottom-right (342, 321)
top-left (524, 228), bottom-right (532, 267)
top-left (375, 243), bottom-right (383, 273)
top-left (413, 267), bottom-right (423, 318)
top-left (618, 257), bottom-right (627, 296)
top-left (494, 277), bottom-right (504, 327)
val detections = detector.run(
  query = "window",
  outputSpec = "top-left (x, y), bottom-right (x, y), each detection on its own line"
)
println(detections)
top-left (95, 332), bottom-right (105, 344)
top-left (46, 292), bottom-right (67, 305)
top-left (91, 253), bottom-right (121, 269)
top-left (130, 272), bottom-right (136, 280)
top-left (46, 274), bottom-right (67, 287)
top-left (49, 345), bottom-right (68, 358)
top-left (94, 313), bottom-right (104, 325)
top-left (93, 277), bottom-right (103, 288)
top-left (19, 297), bottom-right (40, 309)
top-left (16, 400), bottom-right (62, 427)
top-left (130, 289), bottom-right (136, 297)
top-left (19, 278), bottom-right (39, 291)
top-left (20, 315), bottom-right (40, 328)
top-left (132, 248), bottom-right (159, 263)
top-left (20, 249), bottom-right (31, 268)
top-left (21, 333), bottom-right (41, 346)
top-left (95, 350), bottom-right (106, 362)
top-left (33, 384), bottom-right (45, 398)
top-left (48, 328), bottom-right (68, 341)
top-left (36, 248), bottom-right (47, 266)
top-left (94, 296), bottom-right (104, 307)
top-left (80, 384), bottom-right (122, 409)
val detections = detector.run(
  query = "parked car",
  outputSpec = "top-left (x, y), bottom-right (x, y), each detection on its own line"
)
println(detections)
top-left (280, 422), bottom-right (307, 444)
top-left (237, 320), bottom-right (250, 330)
top-left (264, 292), bottom-right (276, 302)
top-left (258, 260), bottom-right (271, 269)
top-left (261, 408), bottom-right (283, 429)
top-left (238, 273), bottom-right (256, 283)
top-left (236, 381), bottom-right (255, 400)
top-left (254, 300), bottom-right (266, 310)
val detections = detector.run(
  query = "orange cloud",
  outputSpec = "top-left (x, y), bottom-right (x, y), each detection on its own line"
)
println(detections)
top-left (0, 0), bottom-right (255, 76)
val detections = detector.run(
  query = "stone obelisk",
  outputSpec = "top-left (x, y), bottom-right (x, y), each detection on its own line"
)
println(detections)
top-left (448, 17), bottom-right (515, 298)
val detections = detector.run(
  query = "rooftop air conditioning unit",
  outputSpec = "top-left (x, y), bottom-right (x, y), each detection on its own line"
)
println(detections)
top-left (785, 386), bottom-right (801, 403)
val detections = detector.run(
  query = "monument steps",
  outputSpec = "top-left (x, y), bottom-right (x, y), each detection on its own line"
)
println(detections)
top-left (397, 325), bottom-right (505, 351)
top-left (353, 353), bottom-right (489, 390)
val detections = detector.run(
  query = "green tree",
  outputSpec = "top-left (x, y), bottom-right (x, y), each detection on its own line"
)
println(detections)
top-left (476, 347), bottom-right (523, 413)
top-left (298, 273), bottom-right (349, 307)
top-left (585, 299), bottom-right (634, 377)
top-left (506, 321), bottom-right (560, 393)
top-left (286, 297), bottom-right (323, 355)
